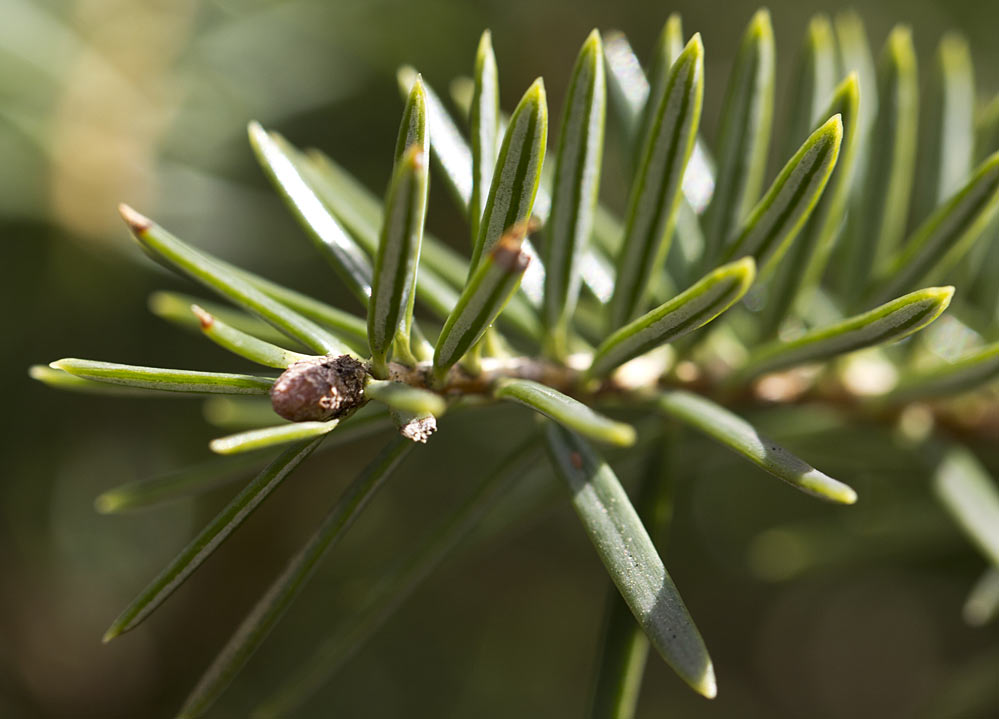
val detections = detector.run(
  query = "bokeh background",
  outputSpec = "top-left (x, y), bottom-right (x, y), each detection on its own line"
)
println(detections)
top-left (4, 0), bottom-right (998, 717)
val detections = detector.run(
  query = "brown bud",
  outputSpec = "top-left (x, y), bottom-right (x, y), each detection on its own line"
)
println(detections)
top-left (270, 354), bottom-right (368, 422)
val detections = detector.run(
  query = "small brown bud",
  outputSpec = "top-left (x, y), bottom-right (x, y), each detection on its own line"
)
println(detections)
top-left (270, 354), bottom-right (368, 422)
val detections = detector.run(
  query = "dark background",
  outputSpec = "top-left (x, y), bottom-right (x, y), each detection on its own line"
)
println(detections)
top-left (3, 0), bottom-right (998, 716)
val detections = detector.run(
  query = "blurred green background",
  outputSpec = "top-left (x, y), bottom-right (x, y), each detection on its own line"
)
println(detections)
top-left (4, 0), bottom-right (998, 717)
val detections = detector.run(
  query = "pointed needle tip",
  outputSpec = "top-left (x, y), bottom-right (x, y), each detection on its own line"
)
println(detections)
top-left (247, 120), bottom-right (268, 143)
top-left (190, 304), bottom-right (214, 331)
top-left (698, 665), bottom-right (718, 699)
top-left (118, 204), bottom-right (152, 233)
top-left (932, 286), bottom-right (956, 305)
top-left (750, 8), bottom-right (773, 34)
